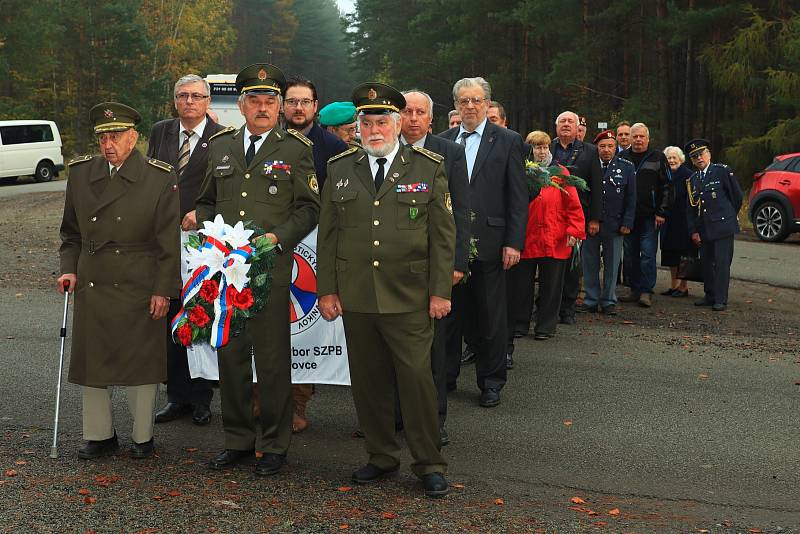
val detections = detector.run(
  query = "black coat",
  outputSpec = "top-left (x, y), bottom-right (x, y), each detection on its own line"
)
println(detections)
top-left (438, 121), bottom-right (527, 262)
top-left (147, 116), bottom-right (226, 217)
top-left (597, 156), bottom-right (637, 237)
top-left (687, 163), bottom-right (744, 241)
top-left (306, 122), bottom-right (348, 190)
top-left (660, 164), bottom-right (694, 252)
top-left (423, 134), bottom-right (471, 273)
top-left (550, 138), bottom-right (603, 223)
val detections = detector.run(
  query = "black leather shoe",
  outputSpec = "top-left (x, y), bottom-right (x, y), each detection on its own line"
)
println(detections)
top-left (576, 303), bottom-right (598, 313)
top-left (77, 433), bottom-right (119, 460)
top-left (712, 303), bottom-right (727, 311)
top-left (460, 347), bottom-right (477, 365)
top-left (192, 405), bottom-right (212, 426)
top-left (506, 353), bottom-right (514, 370)
top-left (602, 304), bottom-right (617, 315)
top-left (559, 315), bottom-right (576, 325)
top-left (479, 388), bottom-right (500, 408)
top-left (671, 289), bottom-right (689, 298)
top-left (130, 438), bottom-right (154, 459)
top-left (352, 463), bottom-right (399, 484)
top-left (254, 453), bottom-right (285, 476)
top-left (421, 473), bottom-right (450, 497)
top-left (695, 298), bottom-right (713, 307)
top-left (154, 402), bottom-right (192, 424)
top-left (439, 427), bottom-right (450, 447)
top-left (208, 449), bottom-right (254, 470)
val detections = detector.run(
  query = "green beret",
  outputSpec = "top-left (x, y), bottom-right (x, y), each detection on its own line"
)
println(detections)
top-left (89, 102), bottom-right (141, 134)
top-left (319, 101), bottom-right (357, 127)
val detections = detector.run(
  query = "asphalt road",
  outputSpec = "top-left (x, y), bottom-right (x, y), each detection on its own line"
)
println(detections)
top-left (0, 176), bottom-right (66, 197)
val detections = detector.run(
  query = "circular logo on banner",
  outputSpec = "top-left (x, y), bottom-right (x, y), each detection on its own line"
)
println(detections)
top-left (290, 242), bottom-right (321, 335)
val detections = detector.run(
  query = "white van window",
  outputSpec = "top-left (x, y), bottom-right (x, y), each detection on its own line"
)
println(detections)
top-left (0, 124), bottom-right (54, 145)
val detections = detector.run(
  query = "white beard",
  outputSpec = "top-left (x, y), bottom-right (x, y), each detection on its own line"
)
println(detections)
top-left (363, 137), bottom-right (398, 157)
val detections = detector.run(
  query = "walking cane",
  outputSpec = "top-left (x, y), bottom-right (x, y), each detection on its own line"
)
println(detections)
top-left (50, 280), bottom-right (71, 459)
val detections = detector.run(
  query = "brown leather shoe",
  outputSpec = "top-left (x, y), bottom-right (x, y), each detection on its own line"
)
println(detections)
top-left (638, 293), bottom-right (652, 307)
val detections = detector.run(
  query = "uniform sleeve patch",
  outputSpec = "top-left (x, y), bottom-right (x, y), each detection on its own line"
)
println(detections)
top-left (308, 174), bottom-right (319, 194)
top-left (445, 193), bottom-right (453, 214)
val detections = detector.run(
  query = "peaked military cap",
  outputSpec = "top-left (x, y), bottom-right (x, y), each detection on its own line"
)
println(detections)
top-left (352, 82), bottom-right (405, 114)
top-left (89, 102), bottom-right (141, 134)
top-left (684, 138), bottom-right (710, 157)
top-left (236, 63), bottom-right (286, 95)
top-left (320, 101), bottom-right (357, 126)
top-left (593, 129), bottom-right (616, 144)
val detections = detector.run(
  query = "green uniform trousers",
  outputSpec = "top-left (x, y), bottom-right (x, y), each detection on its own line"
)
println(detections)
top-left (217, 284), bottom-right (292, 454)
top-left (342, 309), bottom-right (446, 477)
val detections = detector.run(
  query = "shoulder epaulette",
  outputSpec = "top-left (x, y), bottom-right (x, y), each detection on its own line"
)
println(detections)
top-left (209, 126), bottom-right (236, 142)
top-left (327, 146), bottom-right (358, 164)
top-left (617, 157), bottom-right (633, 166)
top-left (286, 128), bottom-right (313, 147)
top-left (713, 162), bottom-right (729, 169)
top-left (67, 154), bottom-right (93, 167)
top-left (147, 158), bottom-right (173, 173)
top-left (411, 145), bottom-right (444, 163)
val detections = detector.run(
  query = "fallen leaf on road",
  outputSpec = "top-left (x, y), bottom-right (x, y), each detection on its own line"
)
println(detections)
top-left (168, 490), bottom-right (181, 497)
top-left (78, 488), bottom-right (91, 495)
top-left (593, 522), bottom-right (608, 527)
top-left (494, 498), bottom-right (504, 505)
top-left (767, 299), bottom-right (774, 303)
top-left (608, 508), bottom-right (620, 516)
top-left (381, 512), bottom-right (397, 519)
top-left (186, 447), bottom-right (199, 453)
top-left (722, 520), bottom-right (733, 528)
top-left (339, 525), bottom-right (349, 530)
top-left (152, 495), bottom-right (163, 501)
top-left (451, 483), bottom-right (465, 489)
top-left (748, 529), bottom-right (763, 533)
top-left (698, 530), bottom-right (710, 533)
top-left (570, 496), bottom-right (586, 504)
top-left (698, 374), bottom-right (710, 380)
top-left (14, 460), bottom-right (27, 466)
top-left (4, 469), bottom-right (17, 477)
top-left (622, 320), bottom-right (634, 325)
top-left (337, 486), bottom-right (352, 492)
top-left (211, 499), bottom-right (241, 509)
top-left (83, 496), bottom-right (97, 504)
top-left (15, 293), bottom-right (23, 298)
top-left (794, 381), bottom-right (800, 386)
top-left (563, 420), bottom-right (573, 426)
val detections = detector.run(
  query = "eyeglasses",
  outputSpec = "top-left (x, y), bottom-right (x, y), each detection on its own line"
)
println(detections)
top-left (284, 98), bottom-right (316, 108)
top-left (175, 93), bottom-right (209, 101)
top-left (456, 97), bottom-right (485, 107)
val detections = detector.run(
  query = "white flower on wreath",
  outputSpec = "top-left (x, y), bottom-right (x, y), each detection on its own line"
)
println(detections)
top-left (198, 214), bottom-right (228, 241)
top-left (225, 220), bottom-right (255, 249)
top-left (223, 260), bottom-right (251, 291)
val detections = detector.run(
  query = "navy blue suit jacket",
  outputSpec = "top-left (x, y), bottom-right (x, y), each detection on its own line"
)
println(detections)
top-left (687, 163), bottom-right (743, 241)
top-left (306, 122), bottom-right (347, 190)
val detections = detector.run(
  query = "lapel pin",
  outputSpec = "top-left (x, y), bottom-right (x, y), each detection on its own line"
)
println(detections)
top-left (201, 142), bottom-right (207, 148)
top-left (392, 172), bottom-right (399, 178)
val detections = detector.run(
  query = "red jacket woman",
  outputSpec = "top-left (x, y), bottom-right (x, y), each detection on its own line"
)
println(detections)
top-left (522, 174), bottom-right (586, 260)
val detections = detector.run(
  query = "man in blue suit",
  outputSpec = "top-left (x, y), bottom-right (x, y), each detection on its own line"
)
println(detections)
top-left (685, 139), bottom-right (743, 312)
top-left (578, 130), bottom-right (636, 315)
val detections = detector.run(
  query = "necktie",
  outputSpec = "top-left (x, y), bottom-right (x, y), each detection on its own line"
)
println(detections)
top-left (110, 167), bottom-right (117, 179)
top-left (177, 129), bottom-right (194, 175)
top-left (245, 134), bottom-right (261, 166)
top-left (375, 157), bottom-right (387, 190)
top-left (460, 131), bottom-right (475, 145)
top-left (602, 162), bottom-right (609, 171)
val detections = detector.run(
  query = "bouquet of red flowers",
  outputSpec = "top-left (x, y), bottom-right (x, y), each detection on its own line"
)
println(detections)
top-left (171, 215), bottom-right (276, 348)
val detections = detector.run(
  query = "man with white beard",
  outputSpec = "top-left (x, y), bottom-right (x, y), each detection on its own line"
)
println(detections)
top-left (316, 82), bottom-right (456, 498)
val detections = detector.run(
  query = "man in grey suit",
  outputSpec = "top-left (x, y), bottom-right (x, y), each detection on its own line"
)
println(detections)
top-left (438, 77), bottom-right (527, 408)
top-left (147, 74), bottom-right (226, 426)
top-left (399, 89), bottom-right (469, 444)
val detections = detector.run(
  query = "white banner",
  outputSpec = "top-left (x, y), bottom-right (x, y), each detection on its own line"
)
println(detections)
top-left (184, 227), bottom-right (351, 385)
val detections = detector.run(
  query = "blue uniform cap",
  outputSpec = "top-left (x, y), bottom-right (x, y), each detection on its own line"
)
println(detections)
top-left (684, 138), bottom-right (710, 157)
top-left (319, 101), bottom-right (357, 127)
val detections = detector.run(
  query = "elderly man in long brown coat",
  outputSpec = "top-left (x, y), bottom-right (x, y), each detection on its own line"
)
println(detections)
top-left (57, 102), bottom-right (180, 460)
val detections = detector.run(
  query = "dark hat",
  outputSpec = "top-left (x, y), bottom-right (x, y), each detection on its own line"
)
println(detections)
top-left (684, 138), bottom-right (710, 157)
top-left (579, 116), bottom-right (587, 127)
top-left (235, 63), bottom-right (286, 95)
top-left (89, 102), bottom-right (141, 134)
top-left (593, 129), bottom-right (616, 144)
top-left (351, 82), bottom-right (405, 114)
top-left (319, 101), bottom-right (357, 127)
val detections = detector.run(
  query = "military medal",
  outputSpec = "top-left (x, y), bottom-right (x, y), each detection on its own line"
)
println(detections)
top-left (409, 207), bottom-right (418, 220)
top-left (712, 192), bottom-right (717, 199)
top-left (269, 184), bottom-right (278, 195)
top-left (222, 155), bottom-right (229, 163)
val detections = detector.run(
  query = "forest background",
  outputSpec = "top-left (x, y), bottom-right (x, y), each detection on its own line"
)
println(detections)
top-left (1, 0), bottom-right (798, 185)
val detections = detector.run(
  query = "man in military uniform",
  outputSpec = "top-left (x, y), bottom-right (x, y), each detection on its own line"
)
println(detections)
top-left (579, 130), bottom-right (636, 315)
top-left (58, 102), bottom-right (180, 460)
top-left (317, 83), bottom-right (456, 497)
top-left (320, 101), bottom-right (359, 147)
top-left (195, 63), bottom-right (320, 476)
top-left (685, 139), bottom-right (743, 312)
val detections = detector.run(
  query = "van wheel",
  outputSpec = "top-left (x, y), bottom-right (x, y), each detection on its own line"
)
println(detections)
top-left (34, 162), bottom-right (55, 183)
top-left (753, 201), bottom-right (789, 242)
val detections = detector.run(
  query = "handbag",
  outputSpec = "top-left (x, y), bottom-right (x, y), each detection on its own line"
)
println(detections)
top-left (677, 255), bottom-right (703, 282)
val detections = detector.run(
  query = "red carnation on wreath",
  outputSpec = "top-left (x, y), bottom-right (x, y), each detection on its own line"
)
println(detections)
top-left (231, 287), bottom-right (254, 310)
top-left (199, 279), bottom-right (219, 302)
top-left (188, 305), bottom-right (211, 328)
top-left (176, 323), bottom-right (193, 346)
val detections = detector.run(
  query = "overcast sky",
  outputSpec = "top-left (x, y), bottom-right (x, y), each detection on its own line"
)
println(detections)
top-left (336, 0), bottom-right (355, 14)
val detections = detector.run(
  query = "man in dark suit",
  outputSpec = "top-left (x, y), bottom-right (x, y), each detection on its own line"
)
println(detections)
top-left (439, 77), bottom-right (527, 408)
top-left (549, 111), bottom-right (603, 324)
top-left (399, 89), bottom-right (469, 443)
top-left (147, 74), bottom-right (226, 427)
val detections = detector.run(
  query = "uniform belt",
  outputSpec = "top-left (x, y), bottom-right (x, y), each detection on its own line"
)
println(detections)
top-left (83, 241), bottom-right (154, 255)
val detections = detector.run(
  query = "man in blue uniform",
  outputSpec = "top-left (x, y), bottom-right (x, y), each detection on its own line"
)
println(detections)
top-left (685, 139), bottom-right (743, 312)
top-left (579, 130), bottom-right (636, 315)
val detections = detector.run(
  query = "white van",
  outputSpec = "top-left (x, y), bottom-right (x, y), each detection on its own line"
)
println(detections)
top-left (205, 74), bottom-right (245, 129)
top-left (0, 120), bottom-right (65, 183)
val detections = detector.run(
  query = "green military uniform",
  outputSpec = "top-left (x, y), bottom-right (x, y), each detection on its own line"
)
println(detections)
top-left (195, 64), bottom-right (320, 455)
top-left (317, 84), bottom-right (456, 478)
top-left (59, 102), bottom-right (180, 445)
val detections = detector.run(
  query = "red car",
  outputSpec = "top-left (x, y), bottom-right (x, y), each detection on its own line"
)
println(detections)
top-left (749, 152), bottom-right (800, 242)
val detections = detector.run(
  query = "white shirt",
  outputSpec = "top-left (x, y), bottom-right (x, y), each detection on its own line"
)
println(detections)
top-left (243, 125), bottom-right (272, 157)
top-left (368, 141), bottom-right (400, 181)
top-left (179, 116), bottom-right (207, 156)
top-left (400, 134), bottom-right (426, 148)
top-left (458, 118), bottom-right (487, 179)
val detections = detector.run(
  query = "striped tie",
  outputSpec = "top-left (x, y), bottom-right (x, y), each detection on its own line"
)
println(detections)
top-left (177, 129), bottom-right (193, 175)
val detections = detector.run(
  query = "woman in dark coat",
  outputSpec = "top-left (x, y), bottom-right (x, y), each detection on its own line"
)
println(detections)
top-left (659, 146), bottom-right (695, 296)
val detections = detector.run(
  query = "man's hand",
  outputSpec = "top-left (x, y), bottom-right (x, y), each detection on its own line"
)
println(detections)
top-left (655, 215), bottom-right (666, 228)
top-left (502, 247), bottom-right (521, 270)
top-left (429, 296), bottom-right (451, 319)
top-left (57, 274), bottom-right (77, 294)
top-left (619, 226), bottom-right (631, 235)
top-left (691, 232), bottom-right (702, 247)
top-left (452, 270), bottom-right (465, 286)
top-left (181, 210), bottom-right (198, 231)
top-left (319, 294), bottom-right (343, 321)
top-left (254, 233), bottom-right (279, 246)
top-left (588, 220), bottom-right (600, 236)
top-left (149, 295), bottom-right (170, 320)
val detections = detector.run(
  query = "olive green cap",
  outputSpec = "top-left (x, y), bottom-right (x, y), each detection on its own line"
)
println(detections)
top-left (352, 82), bottom-right (405, 114)
top-left (89, 102), bottom-right (141, 134)
top-left (235, 63), bottom-right (286, 95)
